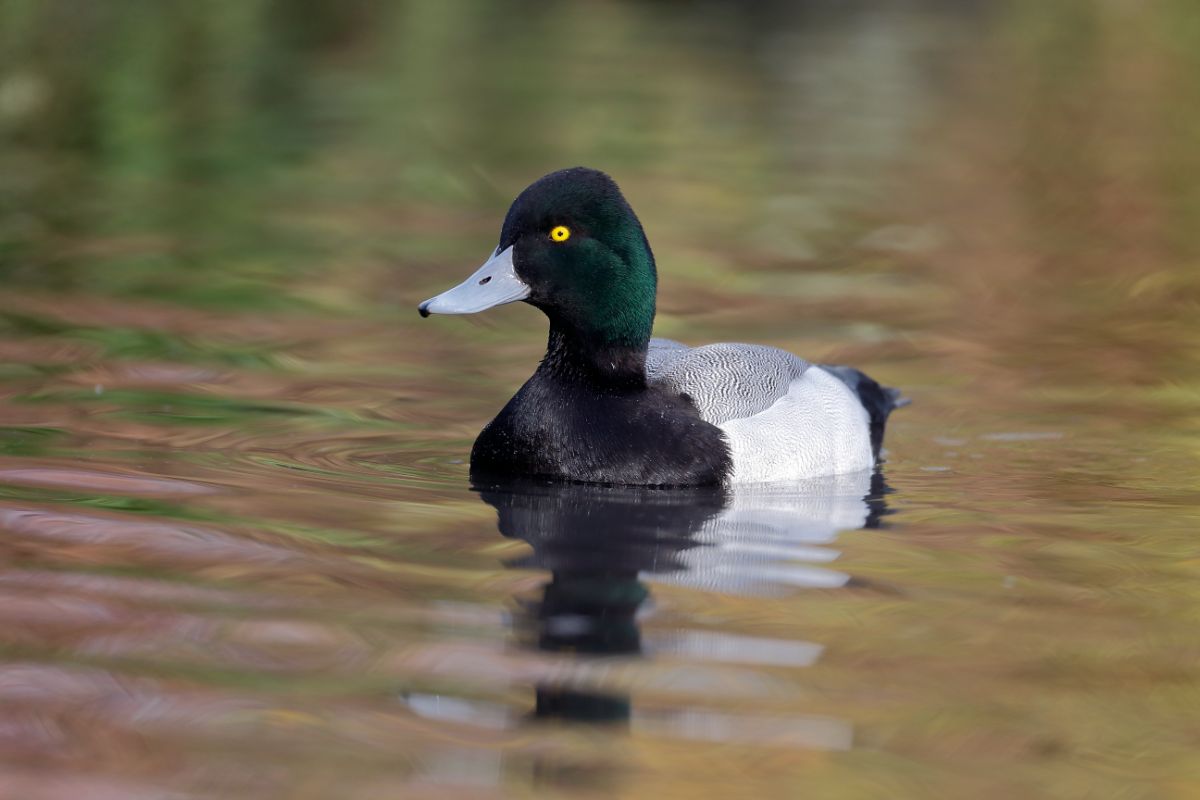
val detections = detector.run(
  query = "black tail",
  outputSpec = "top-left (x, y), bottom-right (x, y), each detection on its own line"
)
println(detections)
top-left (820, 365), bottom-right (908, 459)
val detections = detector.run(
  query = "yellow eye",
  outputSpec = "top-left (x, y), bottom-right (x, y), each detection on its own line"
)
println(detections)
top-left (549, 225), bottom-right (571, 242)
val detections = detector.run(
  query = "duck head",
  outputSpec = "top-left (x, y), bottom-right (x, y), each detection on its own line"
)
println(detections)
top-left (419, 168), bottom-right (657, 350)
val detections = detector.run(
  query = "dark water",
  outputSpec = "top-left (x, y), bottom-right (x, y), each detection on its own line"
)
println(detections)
top-left (2, 2), bottom-right (1199, 798)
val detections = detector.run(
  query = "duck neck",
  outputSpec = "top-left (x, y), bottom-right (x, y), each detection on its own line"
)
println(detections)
top-left (540, 326), bottom-right (648, 391)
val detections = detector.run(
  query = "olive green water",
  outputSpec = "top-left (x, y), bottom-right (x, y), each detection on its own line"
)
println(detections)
top-left (2, 2), bottom-right (1199, 798)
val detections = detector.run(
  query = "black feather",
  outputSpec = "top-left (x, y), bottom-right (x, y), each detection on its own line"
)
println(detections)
top-left (820, 365), bottom-right (908, 459)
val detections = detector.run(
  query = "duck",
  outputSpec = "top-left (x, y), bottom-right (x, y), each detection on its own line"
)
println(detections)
top-left (418, 167), bottom-right (906, 487)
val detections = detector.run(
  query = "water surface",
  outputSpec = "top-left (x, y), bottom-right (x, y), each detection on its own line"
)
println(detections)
top-left (1, 2), bottom-right (1198, 798)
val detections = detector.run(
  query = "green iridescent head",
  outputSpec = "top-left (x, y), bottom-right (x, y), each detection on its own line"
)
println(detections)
top-left (419, 168), bottom-right (657, 350)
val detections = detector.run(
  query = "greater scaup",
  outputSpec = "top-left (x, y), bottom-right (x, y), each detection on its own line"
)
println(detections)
top-left (418, 167), bottom-right (905, 486)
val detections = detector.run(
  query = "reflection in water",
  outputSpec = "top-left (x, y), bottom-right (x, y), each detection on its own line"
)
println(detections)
top-left (490, 482), bottom-right (722, 728)
top-left (472, 472), bottom-right (889, 740)
top-left (3, 0), bottom-right (1195, 794)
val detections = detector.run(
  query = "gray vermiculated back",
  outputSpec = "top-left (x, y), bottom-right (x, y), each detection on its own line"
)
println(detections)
top-left (646, 338), bottom-right (810, 425)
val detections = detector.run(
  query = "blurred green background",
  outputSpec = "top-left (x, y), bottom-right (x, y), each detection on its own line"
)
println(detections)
top-left (0, 0), bottom-right (978, 309)
top-left (2, 2), bottom-right (1199, 798)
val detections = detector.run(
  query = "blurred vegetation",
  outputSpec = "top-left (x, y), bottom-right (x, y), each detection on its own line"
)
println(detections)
top-left (0, 0), bottom-right (979, 310)
top-left (0, 0), bottom-right (1196, 384)
top-left (0, 3), bottom-right (1198, 799)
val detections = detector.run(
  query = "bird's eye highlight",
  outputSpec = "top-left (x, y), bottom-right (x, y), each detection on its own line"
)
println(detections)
top-left (549, 225), bottom-right (571, 243)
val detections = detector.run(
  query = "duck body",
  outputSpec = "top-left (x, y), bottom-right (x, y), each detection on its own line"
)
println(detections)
top-left (647, 338), bottom-right (886, 483)
top-left (419, 167), bottom-right (904, 487)
top-left (471, 333), bottom-right (731, 486)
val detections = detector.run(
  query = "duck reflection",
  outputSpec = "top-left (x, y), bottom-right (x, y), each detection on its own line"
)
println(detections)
top-left (476, 470), bottom-right (892, 727)
top-left (481, 482), bottom-right (725, 725)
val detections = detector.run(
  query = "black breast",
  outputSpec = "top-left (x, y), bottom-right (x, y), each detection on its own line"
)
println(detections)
top-left (470, 372), bottom-right (731, 487)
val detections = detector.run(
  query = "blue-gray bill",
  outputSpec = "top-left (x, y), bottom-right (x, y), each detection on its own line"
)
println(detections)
top-left (418, 245), bottom-right (530, 317)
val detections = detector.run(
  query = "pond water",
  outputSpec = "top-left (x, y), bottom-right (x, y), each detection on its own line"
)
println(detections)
top-left (1, 2), bottom-right (1199, 798)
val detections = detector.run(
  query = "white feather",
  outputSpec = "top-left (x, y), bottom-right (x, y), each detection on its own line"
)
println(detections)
top-left (647, 339), bottom-right (875, 481)
top-left (718, 367), bottom-right (873, 482)
top-left (647, 338), bottom-right (808, 424)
